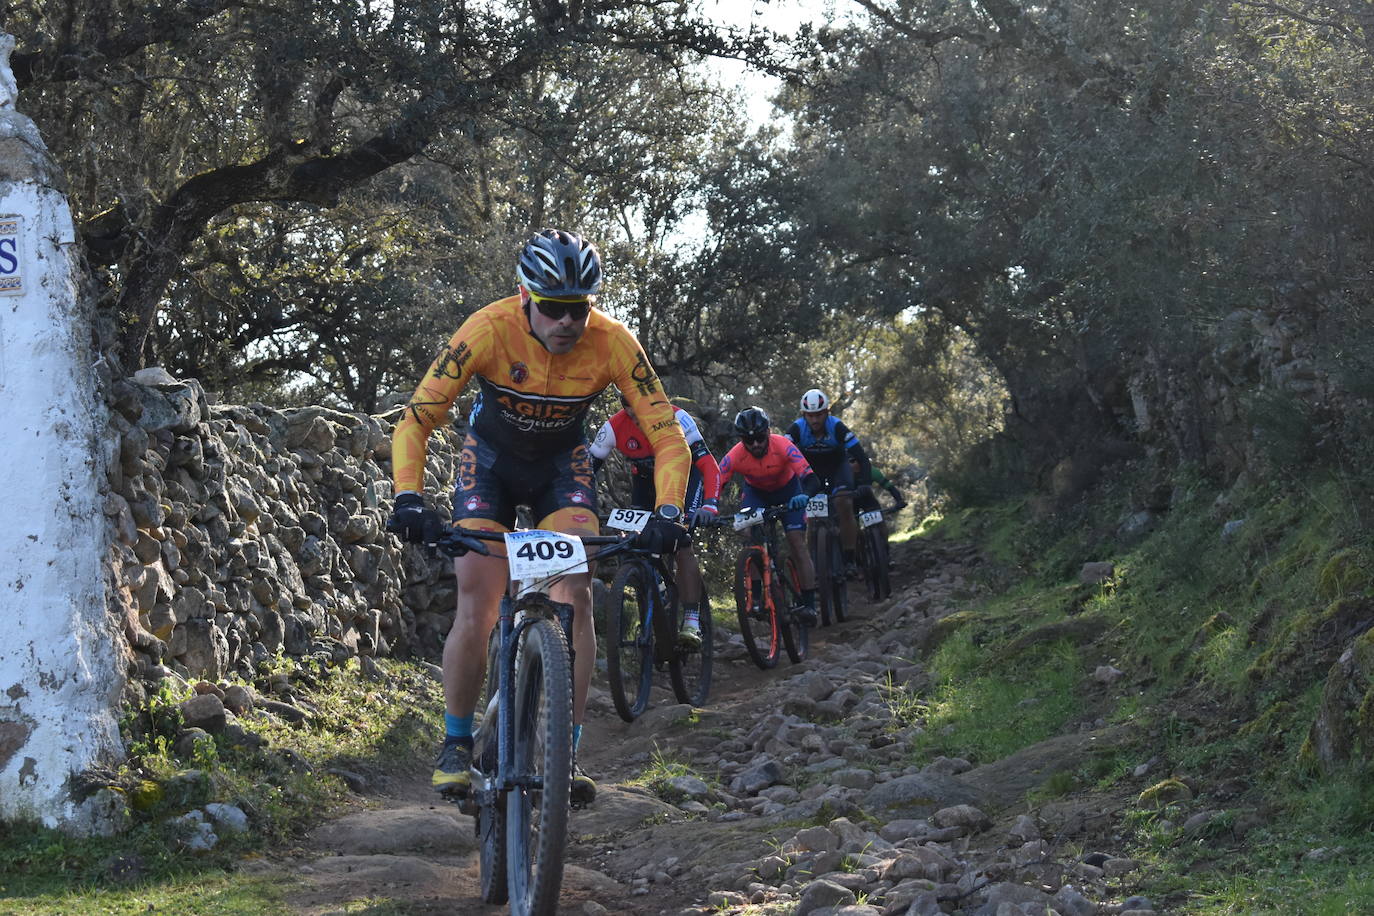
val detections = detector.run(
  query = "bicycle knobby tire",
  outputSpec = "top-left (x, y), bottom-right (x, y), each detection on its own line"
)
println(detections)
top-left (813, 524), bottom-right (835, 627)
top-left (507, 617), bottom-right (573, 915)
top-left (669, 579), bottom-right (713, 706)
top-left (606, 562), bottom-right (654, 721)
top-left (734, 548), bottom-right (780, 669)
top-left (779, 554), bottom-right (809, 664)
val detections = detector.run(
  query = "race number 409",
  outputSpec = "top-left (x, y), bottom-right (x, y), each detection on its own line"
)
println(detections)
top-left (504, 530), bottom-right (588, 579)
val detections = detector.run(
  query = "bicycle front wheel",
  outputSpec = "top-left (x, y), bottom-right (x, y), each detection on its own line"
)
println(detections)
top-left (863, 526), bottom-right (890, 600)
top-left (669, 580), bottom-right (713, 706)
top-left (734, 549), bottom-right (779, 669)
top-left (779, 554), bottom-right (809, 664)
top-left (507, 617), bottom-right (572, 916)
top-left (477, 625), bottom-right (507, 904)
top-left (606, 562), bottom-right (654, 722)
top-left (813, 525), bottom-right (835, 627)
top-left (829, 526), bottom-right (849, 623)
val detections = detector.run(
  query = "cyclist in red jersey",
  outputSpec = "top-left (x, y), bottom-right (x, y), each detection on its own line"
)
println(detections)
top-left (387, 229), bottom-right (691, 805)
top-left (590, 396), bottom-right (722, 647)
top-left (717, 406), bottom-right (821, 625)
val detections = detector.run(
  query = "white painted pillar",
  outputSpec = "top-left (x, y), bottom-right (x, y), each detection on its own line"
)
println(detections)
top-left (0, 33), bottom-right (125, 833)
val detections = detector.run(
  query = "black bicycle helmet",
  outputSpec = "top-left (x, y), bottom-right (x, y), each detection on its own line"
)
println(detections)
top-left (734, 406), bottom-right (771, 438)
top-left (516, 228), bottom-right (603, 296)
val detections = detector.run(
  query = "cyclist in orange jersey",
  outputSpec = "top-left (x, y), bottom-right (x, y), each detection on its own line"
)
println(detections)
top-left (388, 229), bottom-right (691, 805)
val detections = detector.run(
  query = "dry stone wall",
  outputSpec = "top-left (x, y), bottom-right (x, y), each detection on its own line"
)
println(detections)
top-left (104, 369), bottom-right (461, 701)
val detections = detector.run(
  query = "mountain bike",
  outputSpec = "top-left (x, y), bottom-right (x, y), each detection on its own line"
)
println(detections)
top-left (601, 508), bottom-right (713, 721)
top-left (429, 525), bottom-right (621, 916)
top-left (805, 490), bottom-right (851, 626)
top-left (718, 507), bottom-right (808, 668)
top-left (854, 503), bottom-right (900, 601)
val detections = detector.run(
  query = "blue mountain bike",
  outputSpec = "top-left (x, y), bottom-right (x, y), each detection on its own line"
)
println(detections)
top-left (431, 526), bottom-right (623, 916)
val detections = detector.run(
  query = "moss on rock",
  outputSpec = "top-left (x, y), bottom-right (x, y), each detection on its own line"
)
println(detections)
top-left (1318, 548), bottom-right (1372, 601)
top-left (1138, 778), bottom-right (1193, 809)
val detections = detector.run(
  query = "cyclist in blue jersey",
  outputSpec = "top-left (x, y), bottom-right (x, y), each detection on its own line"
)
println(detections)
top-left (786, 388), bottom-right (873, 578)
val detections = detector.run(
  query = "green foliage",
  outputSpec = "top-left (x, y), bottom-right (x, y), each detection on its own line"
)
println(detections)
top-left (904, 627), bottom-right (1082, 764)
top-left (923, 465), bottom-right (1374, 913)
top-left (0, 658), bottom-right (443, 913)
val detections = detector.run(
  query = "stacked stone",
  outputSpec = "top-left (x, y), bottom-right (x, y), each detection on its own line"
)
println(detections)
top-left (102, 368), bottom-right (460, 690)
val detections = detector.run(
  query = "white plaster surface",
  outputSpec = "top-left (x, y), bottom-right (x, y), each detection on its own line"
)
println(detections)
top-left (0, 37), bottom-right (124, 833)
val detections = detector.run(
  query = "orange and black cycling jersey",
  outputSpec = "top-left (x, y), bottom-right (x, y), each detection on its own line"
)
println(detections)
top-left (392, 294), bottom-right (691, 511)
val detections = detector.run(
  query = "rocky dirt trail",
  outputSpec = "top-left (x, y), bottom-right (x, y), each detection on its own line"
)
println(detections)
top-left (276, 538), bottom-right (1157, 916)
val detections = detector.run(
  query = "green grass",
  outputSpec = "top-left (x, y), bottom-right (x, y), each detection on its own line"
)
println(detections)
top-left (0, 657), bottom-right (442, 915)
top-left (623, 747), bottom-right (716, 802)
top-left (910, 465), bottom-right (1374, 914)
top-left (0, 876), bottom-right (291, 916)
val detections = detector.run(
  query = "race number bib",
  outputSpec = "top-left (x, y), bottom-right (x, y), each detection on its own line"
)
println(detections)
top-left (605, 508), bottom-right (651, 533)
top-left (504, 530), bottom-right (588, 579)
top-left (806, 494), bottom-right (829, 518)
top-left (732, 509), bottom-right (765, 531)
top-left (859, 509), bottom-right (883, 528)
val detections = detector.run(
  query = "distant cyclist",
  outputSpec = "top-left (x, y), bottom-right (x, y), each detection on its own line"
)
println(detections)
top-left (387, 229), bottom-right (691, 806)
top-left (718, 406), bottom-right (821, 625)
top-left (851, 456), bottom-right (906, 563)
top-left (786, 388), bottom-right (873, 578)
top-left (590, 396), bottom-right (722, 648)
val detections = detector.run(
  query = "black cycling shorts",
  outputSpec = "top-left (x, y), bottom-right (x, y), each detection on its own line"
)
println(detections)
top-left (451, 432), bottom-right (597, 529)
top-left (628, 466), bottom-right (705, 515)
top-left (810, 456), bottom-right (856, 494)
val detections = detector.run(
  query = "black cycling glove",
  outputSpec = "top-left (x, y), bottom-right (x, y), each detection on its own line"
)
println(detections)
top-left (635, 516), bottom-right (689, 554)
top-left (387, 492), bottom-right (445, 544)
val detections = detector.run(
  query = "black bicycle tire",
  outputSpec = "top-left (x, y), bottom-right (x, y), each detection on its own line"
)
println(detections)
top-left (864, 526), bottom-right (890, 600)
top-left (478, 794), bottom-right (508, 903)
top-left (477, 625), bottom-right (507, 904)
top-left (506, 618), bottom-right (572, 916)
top-left (606, 562), bottom-right (654, 722)
top-left (813, 524), bottom-right (835, 627)
top-left (778, 554), bottom-right (809, 663)
top-left (669, 579), bottom-right (713, 706)
top-left (829, 528), bottom-right (849, 623)
top-left (734, 549), bottom-right (779, 669)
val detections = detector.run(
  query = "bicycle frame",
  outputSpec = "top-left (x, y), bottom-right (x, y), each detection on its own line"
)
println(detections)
top-left (480, 593), bottom-right (572, 802)
top-left (433, 528), bottom-right (623, 802)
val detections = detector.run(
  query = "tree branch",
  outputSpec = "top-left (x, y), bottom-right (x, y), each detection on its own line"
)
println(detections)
top-left (11, 0), bottom-right (250, 88)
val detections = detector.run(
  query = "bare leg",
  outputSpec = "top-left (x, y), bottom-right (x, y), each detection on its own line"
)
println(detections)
top-left (444, 550), bottom-right (508, 717)
top-left (835, 494), bottom-right (858, 553)
top-left (786, 528), bottom-right (817, 590)
top-left (675, 544), bottom-right (704, 605)
top-left (549, 573), bottom-right (594, 725)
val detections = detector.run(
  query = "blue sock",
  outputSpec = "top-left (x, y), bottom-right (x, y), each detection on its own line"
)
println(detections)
top-left (572, 725), bottom-right (583, 750)
top-left (446, 713), bottom-right (474, 741)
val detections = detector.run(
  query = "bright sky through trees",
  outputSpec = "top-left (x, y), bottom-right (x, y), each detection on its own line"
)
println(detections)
top-left (703, 0), bottom-right (844, 125)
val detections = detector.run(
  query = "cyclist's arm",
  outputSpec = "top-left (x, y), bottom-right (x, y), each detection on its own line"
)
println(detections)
top-left (781, 438), bottom-right (821, 496)
top-left (391, 314), bottom-right (493, 494)
top-left (837, 420), bottom-right (872, 482)
top-left (678, 411), bottom-right (722, 501)
top-left (612, 342), bottom-right (689, 512)
top-left (717, 446), bottom-right (737, 491)
top-left (589, 416), bottom-right (616, 478)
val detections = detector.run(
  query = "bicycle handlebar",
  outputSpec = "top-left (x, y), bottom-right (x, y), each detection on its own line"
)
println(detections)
top-left (427, 526), bottom-right (628, 559)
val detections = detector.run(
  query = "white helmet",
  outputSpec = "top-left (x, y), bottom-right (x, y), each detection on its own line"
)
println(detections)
top-left (799, 388), bottom-right (830, 412)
